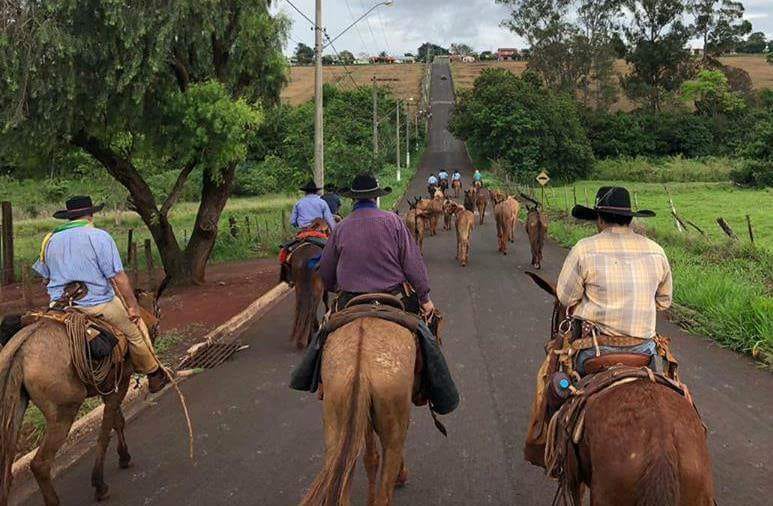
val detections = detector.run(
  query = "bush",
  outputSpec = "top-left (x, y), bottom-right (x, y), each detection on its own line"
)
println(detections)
top-left (730, 160), bottom-right (773, 188)
top-left (450, 68), bottom-right (594, 182)
top-left (592, 156), bottom-right (738, 182)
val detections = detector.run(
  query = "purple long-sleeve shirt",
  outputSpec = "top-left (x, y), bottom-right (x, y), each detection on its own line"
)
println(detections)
top-left (317, 203), bottom-right (431, 303)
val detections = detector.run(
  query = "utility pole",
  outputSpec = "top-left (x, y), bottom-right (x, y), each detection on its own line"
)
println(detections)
top-left (396, 100), bottom-right (401, 181)
top-left (406, 101), bottom-right (411, 169)
top-left (313, 0), bottom-right (324, 188)
top-left (372, 76), bottom-right (378, 158)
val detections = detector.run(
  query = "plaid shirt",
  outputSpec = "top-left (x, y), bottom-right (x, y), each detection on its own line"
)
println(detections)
top-left (556, 226), bottom-right (672, 339)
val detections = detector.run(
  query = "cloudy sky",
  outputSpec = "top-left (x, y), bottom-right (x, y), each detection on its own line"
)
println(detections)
top-left (273, 0), bottom-right (773, 57)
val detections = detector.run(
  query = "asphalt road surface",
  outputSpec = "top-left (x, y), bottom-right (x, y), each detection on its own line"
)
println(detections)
top-left (16, 60), bottom-right (773, 506)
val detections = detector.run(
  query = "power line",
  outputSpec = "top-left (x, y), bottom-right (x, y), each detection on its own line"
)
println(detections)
top-left (344, 0), bottom-right (372, 56)
top-left (358, 0), bottom-right (381, 54)
top-left (374, 6), bottom-right (393, 56)
top-left (282, 0), bottom-right (314, 27)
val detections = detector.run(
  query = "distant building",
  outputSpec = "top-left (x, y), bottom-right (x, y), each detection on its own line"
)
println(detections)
top-left (497, 48), bottom-right (520, 61)
top-left (690, 47), bottom-right (704, 56)
top-left (370, 55), bottom-right (396, 64)
top-left (403, 55), bottom-right (416, 63)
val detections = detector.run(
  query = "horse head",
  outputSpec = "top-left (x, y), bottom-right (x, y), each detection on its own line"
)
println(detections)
top-left (308, 218), bottom-right (331, 235)
top-left (408, 196), bottom-right (422, 210)
top-left (134, 275), bottom-right (170, 342)
top-left (525, 271), bottom-right (565, 336)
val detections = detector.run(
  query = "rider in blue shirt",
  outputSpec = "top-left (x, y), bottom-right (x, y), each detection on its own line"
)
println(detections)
top-left (452, 171), bottom-right (461, 181)
top-left (438, 170), bottom-right (449, 181)
top-left (427, 173), bottom-right (439, 196)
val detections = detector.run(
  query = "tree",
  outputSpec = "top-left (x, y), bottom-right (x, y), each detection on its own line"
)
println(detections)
top-left (737, 32), bottom-right (768, 54)
top-left (681, 70), bottom-right (745, 117)
top-left (417, 43), bottom-right (449, 62)
top-left (620, 0), bottom-right (692, 111)
top-left (497, 0), bottom-right (585, 93)
top-left (479, 51), bottom-right (496, 61)
top-left (577, 0), bottom-right (623, 110)
top-left (0, 0), bottom-right (289, 285)
top-left (450, 43), bottom-right (475, 56)
top-left (449, 68), bottom-right (594, 182)
top-left (295, 42), bottom-right (315, 64)
top-left (688, 0), bottom-right (750, 57)
top-left (322, 55), bottom-right (336, 65)
top-left (339, 50), bottom-right (355, 65)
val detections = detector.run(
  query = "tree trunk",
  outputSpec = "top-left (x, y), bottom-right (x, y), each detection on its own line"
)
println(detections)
top-left (184, 164), bottom-right (236, 284)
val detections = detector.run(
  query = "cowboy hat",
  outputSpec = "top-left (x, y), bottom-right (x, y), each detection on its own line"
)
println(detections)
top-left (340, 173), bottom-right (392, 199)
top-left (572, 186), bottom-right (655, 221)
top-left (299, 180), bottom-right (323, 193)
top-left (53, 196), bottom-right (105, 220)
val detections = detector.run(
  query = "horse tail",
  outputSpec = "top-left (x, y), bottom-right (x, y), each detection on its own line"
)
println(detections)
top-left (635, 445), bottom-right (680, 506)
top-left (0, 329), bottom-right (32, 505)
top-left (300, 323), bottom-right (370, 506)
top-left (291, 251), bottom-right (320, 349)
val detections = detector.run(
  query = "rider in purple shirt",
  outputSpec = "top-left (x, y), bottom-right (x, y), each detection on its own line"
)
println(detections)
top-left (317, 174), bottom-right (435, 314)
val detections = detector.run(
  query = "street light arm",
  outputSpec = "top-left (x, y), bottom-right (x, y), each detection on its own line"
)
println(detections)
top-left (323, 1), bottom-right (393, 50)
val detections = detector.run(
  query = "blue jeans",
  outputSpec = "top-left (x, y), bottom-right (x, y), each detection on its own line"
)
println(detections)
top-left (576, 339), bottom-right (657, 376)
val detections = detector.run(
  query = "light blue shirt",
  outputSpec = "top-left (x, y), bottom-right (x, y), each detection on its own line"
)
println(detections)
top-left (452, 172), bottom-right (461, 181)
top-left (291, 194), bottom-right (336, 231)
top-left (32, 226), bottom-right (124, 307)
top-left (473, 171), bottom-right (482, 181)
top-left (427, 175), bottom-right (438, 185)
top-left (438, 171), bottom-right (449, 180)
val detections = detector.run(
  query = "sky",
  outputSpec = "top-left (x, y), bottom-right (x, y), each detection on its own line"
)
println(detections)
top-left (273, 0), bottom-right (773, 57)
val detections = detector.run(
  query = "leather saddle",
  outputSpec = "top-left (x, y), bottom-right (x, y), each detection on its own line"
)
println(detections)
top-left (344, 293), bottom-right (405, 311)
top-left (583, 353), bottom-right (651, 375)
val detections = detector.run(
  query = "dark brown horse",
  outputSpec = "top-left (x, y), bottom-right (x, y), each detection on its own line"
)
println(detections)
top-left (475, 187), bottom-right (489, 225)
top-left (290, 219), bottom-right (330, 350)
top-left (0, 281), bottom-right (168, 506)
top-left (525, 272), bottom-right (715, 506)
top-left (521, 194), bottom-right (548, 269)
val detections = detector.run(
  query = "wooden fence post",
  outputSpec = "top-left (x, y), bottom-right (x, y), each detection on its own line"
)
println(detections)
top-left (583, 187), bottom-right (589, 207)
top-left (572, 186), bottom-right (577, 206)
top-left (1, 201), bottom-right (15, 285)
top-left (281, 209), bottom-right (288, 235)
top-left (716, 218), bottom-right (738, 240)
top-left (126, 228), bottom-right (134, 265)
top-left (563, 187), bottom-right (569, 213)
top-left (244, 216), bottom-right (252, 238)
top-left (229, 216), bottom-right (239, 238)
top-left (130, 242), bottom-right (140, 286)
top-left (21, 263), bottom-right (32, 309)
top-left (144, 239), bottom-right (155, 290)
top-left (664, 186), bottom-right (685, 233)
top-left (745, 215), bottom-right (754, 244)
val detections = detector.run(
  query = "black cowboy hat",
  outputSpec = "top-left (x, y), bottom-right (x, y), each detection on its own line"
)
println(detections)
top-left (323, 183), bottom-right (337, 192)
top-left (299, 180), bottom-right (323, 193)
top-left (340, 173), bottom-right (392, 199)
top-left (572, 186), bottom-right (655, 221)
top-left (53, 196), bottom-right (105, 220)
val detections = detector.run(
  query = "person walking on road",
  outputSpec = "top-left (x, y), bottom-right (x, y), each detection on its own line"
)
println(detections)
top-left (291, 181), bottom-right (337, 231)
top-left (33, 196), bottom-right (169, 392)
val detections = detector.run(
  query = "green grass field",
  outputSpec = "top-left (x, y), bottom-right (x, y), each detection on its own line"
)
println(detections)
top-left (482, 164), bottom-right (773, 366)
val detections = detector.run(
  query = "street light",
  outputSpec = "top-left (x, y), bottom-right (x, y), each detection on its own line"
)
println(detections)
top-left (313, 0), bottom-right (395, 188)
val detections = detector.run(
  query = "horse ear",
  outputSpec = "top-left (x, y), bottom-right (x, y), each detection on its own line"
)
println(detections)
top-left (524, 271), bottom-right (557, 298)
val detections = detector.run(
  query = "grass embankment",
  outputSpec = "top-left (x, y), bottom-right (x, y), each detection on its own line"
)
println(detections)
top-left (481, 158), bottom-right (773, 366)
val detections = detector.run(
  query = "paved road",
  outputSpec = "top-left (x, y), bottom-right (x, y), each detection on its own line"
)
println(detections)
top-left (17, 60), bottom-right (773, 506)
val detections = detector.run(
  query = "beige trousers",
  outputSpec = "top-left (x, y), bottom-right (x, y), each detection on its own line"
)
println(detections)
top-left (80, 297), bottom-right (159, 374)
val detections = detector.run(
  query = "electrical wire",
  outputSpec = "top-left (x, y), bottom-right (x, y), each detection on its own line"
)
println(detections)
top-left (344, 0), bottom-right (372, 56)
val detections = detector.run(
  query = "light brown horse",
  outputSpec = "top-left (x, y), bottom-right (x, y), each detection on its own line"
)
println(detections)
top-left (521, 194), bottom-right (548, 269)
top-left (494, 197), bottom-right (519, 255)
top-left (525, 272), bottom-right (715, 506)
top-left (0, 283), bottom-right (166, 506)
top-left (442, 199), bottom-right (456, 231)
top-left (290, 219), bottom-right (330, 349)
top-left (405, 198), bottom-right (428, 254)
top-left (300, 317), bottom-right (415, 506)
top-left (453, 203), bottom-right (475, 267)
top-left (451, 179), bottom-right (462, 198)
top-left (416, 193), bottom-right (444, 236)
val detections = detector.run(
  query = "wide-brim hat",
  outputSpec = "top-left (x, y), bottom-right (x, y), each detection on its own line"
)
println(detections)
top-left (340, 173), bottom-right (392, 199)
top-left (572, 186), bottom-right (655, 221)
top-left (53, 195), bottom-right (105, 220)
top-left (299, 180), bottom-right (323, 193)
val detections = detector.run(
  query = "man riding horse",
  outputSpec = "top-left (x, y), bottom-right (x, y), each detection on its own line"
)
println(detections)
top-left (31, 196), bottom-right (169, 393)
top-left (291, 181), bottom-right (337, 232)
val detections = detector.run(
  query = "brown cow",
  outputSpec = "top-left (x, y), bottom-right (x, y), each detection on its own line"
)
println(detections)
top-left (475, 187), bottom-right (489, 225)
top-left (521, 193), bottom-right (548, 269)
top-left (405, 206), bottom-right (428, 254)
top-left (490, 189), bottom-right (506, 206)
top-left (416, 190), bottom-right (445, 236)
top-left (463, 188), bottom-right (477, 212)
top-left (442, 199), bottom-right (456, 231)
top-left (453, 203), bottom-right (475, 267)
top-left (494, 197), bottom-right (520, 255)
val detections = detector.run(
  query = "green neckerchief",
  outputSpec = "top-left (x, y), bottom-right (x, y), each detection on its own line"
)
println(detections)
top-left (40, 220), bottom-right (92, 263)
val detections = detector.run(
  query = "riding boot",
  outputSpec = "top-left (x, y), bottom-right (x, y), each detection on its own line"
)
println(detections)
top-left (147, 367), bottom-right (170, 393)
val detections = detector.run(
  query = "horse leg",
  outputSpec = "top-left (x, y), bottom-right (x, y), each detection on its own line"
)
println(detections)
top-left (364, 430), bottom-right (380, 506)
top-left (30, 404), bottom-right (79, 506)
top-left (372, 396), bottom-right (410, 505)
top-left (113, 378), bottom-right (132, 469)
top-left (92, 395), bottom-right (119, 501)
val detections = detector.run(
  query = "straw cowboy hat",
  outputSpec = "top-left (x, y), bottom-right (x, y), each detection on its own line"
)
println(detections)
top-left (572, 186), bottom-right (655, 221)
top-left (53, 196), bottom-right (105, 220)
top-left (340, 173), bottom-right (392, 199)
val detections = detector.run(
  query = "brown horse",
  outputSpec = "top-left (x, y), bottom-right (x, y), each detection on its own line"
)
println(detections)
top-left (442, 199), bottom-right (456, 231)
top-left (0, 283), bottom-right (166, 506)
top-left (494, 197), bottom-right (519, 255)
top-left (405, 198), bottom-right (428, 255)
top-left (416, 193), bottom-right (444, 236)
top-left (463, 188), bottom-right (476, 213)
top-left (475, 187), bottom-right (489, 225)
top-left (525, 273), bottom-right (715, 506)
top-left (521, 194), bottom-right (548, 269)
top-left (300, 317), bottom-right (415, 506)
top-left (453, 203), bottom-right (475, 267)
top-left (290, 219), bottom-right (330, 350)
top-left (451, 179), bottom-right (462, 198)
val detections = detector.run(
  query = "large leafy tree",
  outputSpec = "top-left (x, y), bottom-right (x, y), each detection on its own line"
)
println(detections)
top-left (417, 43), bottom-right (449, 62)
top-left (737, 32), bottom-right (767, 54)
top-left (294, 42), bottom-right (315, 64)
top-left (0, 0), bottom-right (289, 285)
top-left (449, 68), bottom-right (594, 182)
top-left (688, 0), bottom-right (751, 57)
top-left (577, 0), bottom-right (624, 110)
top-left (620, 0), bottom-right (692, 111)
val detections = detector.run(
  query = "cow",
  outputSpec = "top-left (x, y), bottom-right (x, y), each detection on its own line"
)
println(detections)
top-left (521, 193), bottom-right (548, 269)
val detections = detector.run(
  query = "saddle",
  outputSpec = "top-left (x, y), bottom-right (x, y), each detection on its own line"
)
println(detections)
top-left (279, 230), bottom-right (328, 283)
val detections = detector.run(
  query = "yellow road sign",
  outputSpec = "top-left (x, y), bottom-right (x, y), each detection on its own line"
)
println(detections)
top-left (536, 171), bottom-right (550, 186)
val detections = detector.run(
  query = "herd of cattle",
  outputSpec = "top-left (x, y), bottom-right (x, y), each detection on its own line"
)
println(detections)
top-left (403, 184), bottom-right (549, 270)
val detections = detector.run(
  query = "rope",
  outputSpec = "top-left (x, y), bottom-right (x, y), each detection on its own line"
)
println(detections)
top-left (64, 312), bottom-right (120, 396)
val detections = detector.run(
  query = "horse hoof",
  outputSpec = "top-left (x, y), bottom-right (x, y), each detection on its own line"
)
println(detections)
top-left (395, 467), bottom-right (409, 487)
top-left (94, 484), bottom-right (110, 501)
